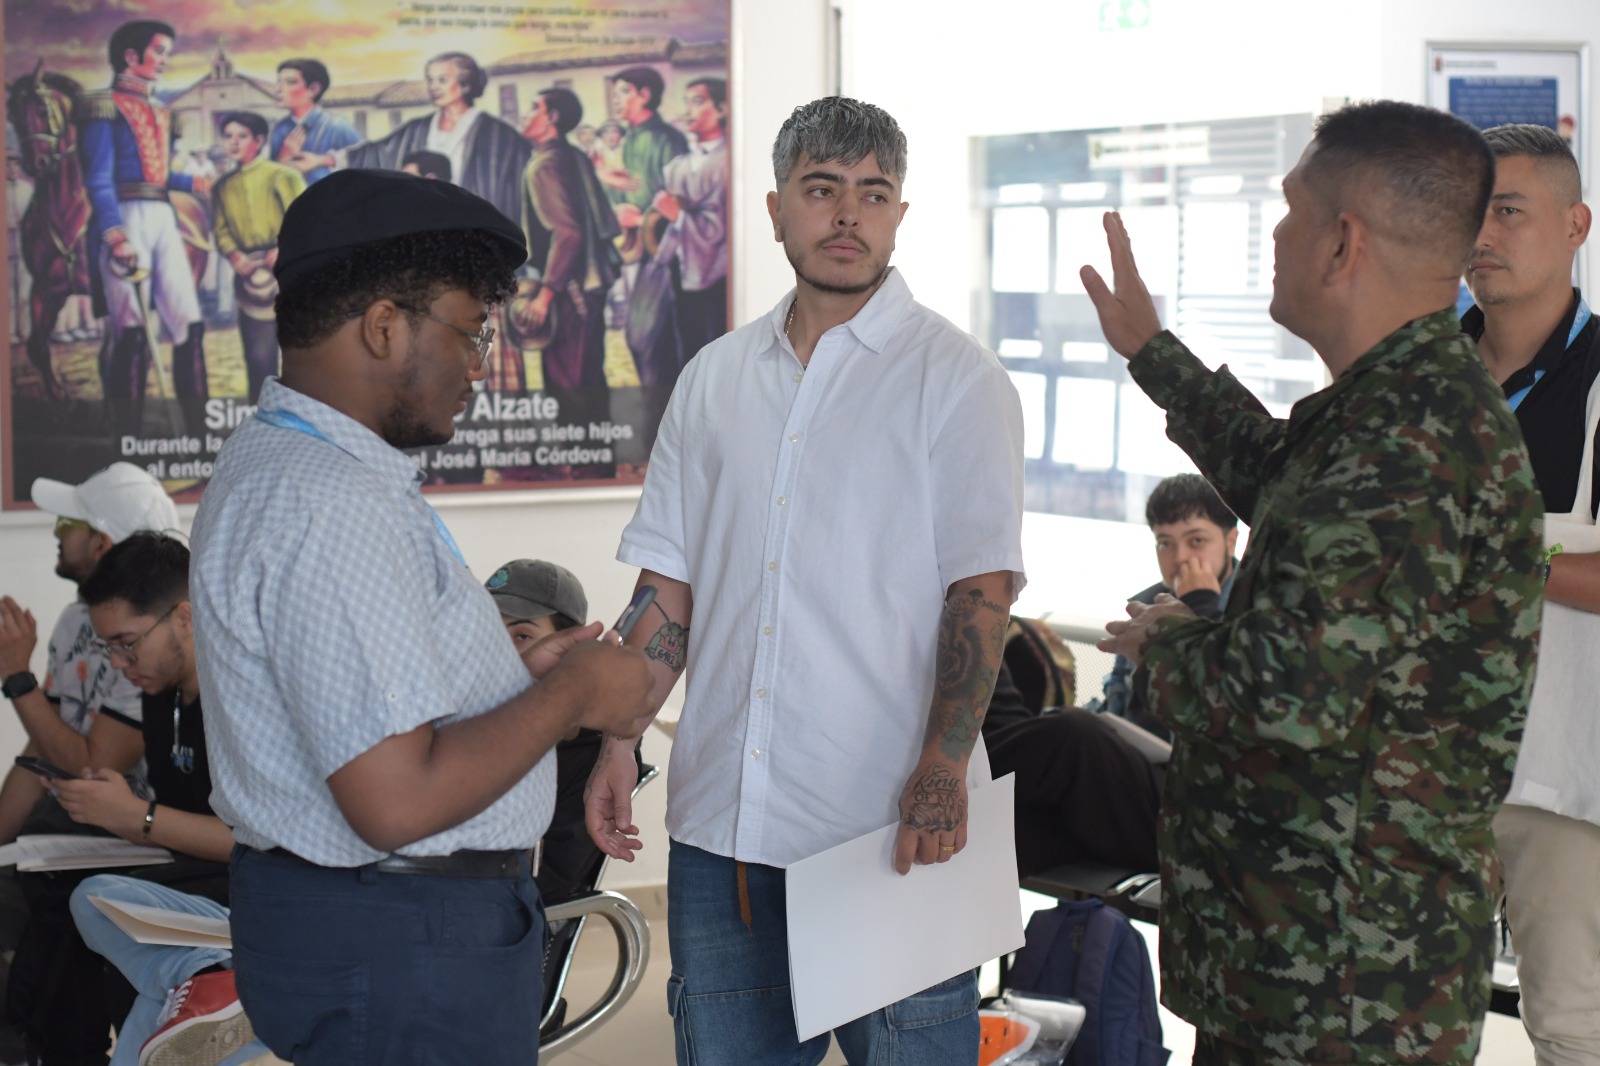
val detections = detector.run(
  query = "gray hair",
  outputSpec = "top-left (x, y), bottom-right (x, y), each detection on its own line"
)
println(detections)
top-left (1482, 122), bottom-right (1581, 204)
top-left (771, 97), bottom-right (907, 186)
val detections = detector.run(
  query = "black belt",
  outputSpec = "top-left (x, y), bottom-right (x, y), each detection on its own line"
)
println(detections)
top-left (265, 846), bottom-right (531, 879)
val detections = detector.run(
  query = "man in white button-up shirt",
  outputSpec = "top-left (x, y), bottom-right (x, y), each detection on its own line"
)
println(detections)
top-left (596, 98), bottom-right (1026, 1065)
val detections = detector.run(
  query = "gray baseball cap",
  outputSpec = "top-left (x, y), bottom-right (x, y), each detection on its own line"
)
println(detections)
top-left (484, 559), bottom-right (587, 626)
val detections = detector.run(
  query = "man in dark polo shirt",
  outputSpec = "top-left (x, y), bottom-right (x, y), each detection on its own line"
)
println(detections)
top-left (1463, 121), bottom-right (1600, 1063)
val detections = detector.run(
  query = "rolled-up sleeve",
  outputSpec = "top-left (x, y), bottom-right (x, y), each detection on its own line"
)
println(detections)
top-left (618, 369), bottom-right (693, 583)
top-left (928, 360), bottom-right (1028, 595)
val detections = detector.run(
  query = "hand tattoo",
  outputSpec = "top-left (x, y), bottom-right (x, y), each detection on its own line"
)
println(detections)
top-left (645, 620), bottom-right (688, 672)
top-left (901, 763), bottom-right (967, 832)
top-left (929, 588), bottom-right (1007, 760)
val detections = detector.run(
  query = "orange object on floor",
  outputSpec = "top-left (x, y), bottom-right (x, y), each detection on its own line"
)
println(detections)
top-left (978, 1011), bottom-right (1037, 1066)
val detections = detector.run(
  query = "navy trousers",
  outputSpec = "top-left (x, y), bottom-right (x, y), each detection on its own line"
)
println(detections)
top-left (228, 845), bottom-right (546, 1065)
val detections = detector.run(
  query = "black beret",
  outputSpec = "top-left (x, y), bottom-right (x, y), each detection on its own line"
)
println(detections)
top-left (274, 168), bottom-right (527, 289)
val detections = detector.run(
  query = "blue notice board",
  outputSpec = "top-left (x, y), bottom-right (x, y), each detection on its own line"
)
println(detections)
top-left (1448, 76), bottom-right (1560, 130)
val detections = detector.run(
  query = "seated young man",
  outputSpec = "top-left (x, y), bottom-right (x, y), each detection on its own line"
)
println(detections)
top-left (1098, 472), bottom-right (1240, 741)
top-left (984, 475), bottom-right (1240, 882)
top-left (485, 559), bottom-right (645, 905)
top-left (10, 532), bottom-right (244, 1066)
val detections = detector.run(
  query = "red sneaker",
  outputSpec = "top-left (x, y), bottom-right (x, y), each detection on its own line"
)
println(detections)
top-left (138, 969), bottom-right (256, 1066)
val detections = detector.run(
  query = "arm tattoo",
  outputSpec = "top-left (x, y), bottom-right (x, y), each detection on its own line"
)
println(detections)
top-left (644, 619), bottom-right (689, 673)
top-left (901, 763), bottom-right (967, 832)
top-left (929, 587), bottom-right (1007, 761)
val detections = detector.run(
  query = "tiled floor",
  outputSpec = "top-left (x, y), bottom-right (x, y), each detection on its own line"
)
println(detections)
top-left (548, 888), bottom-right (1538, 1066)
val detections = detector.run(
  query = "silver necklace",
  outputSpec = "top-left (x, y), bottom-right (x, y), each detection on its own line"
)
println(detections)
top-left (784, 300), bottom-right (805, 372)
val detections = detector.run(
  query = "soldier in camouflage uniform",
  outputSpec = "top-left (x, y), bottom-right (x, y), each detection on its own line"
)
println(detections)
top-left (1084, 101), bottom-right (1545, 1063)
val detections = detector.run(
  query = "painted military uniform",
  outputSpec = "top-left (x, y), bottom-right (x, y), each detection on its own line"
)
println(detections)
top-left (1129, 310), bottom-right (1544, 1063)
top-left (78, 72), bottom-right (207, 434)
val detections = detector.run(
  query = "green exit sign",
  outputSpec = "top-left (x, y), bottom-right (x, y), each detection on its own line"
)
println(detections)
top-left (1099, 0), bottom-right (1152, 31)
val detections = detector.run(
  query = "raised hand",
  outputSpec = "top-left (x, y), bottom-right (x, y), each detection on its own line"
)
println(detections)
top-left (1079, 211), bottom-right (1164, 359)
top-left (1172, 557), bottom-right (1221, 598)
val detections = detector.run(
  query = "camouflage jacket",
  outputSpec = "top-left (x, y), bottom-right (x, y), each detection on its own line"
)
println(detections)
top-left (1129, 310), bottom-right (1544, 1063)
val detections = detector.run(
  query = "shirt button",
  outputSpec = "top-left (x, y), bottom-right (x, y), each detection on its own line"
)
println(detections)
top-left (777, 496), bottom-right (787, 506)
top-left (762, 625), bottom-right (773, 636)
top-left (792, 372), bottom-right (804, 383)
top-left (751, 749), bottom-right (762, 758)
top-left (755, 688), bottom-right (767, 698)
top-left (768, 561), bottom-right (778, 571)
top-left (789, 434), bottom-right (800, 443)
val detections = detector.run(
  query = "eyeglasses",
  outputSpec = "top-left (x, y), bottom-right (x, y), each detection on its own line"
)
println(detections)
top-left (92, 603), bottom-right (178, 666)
top-left (53, 517), bottom-right (93, 538)
top-left (346, 305), bottom-right (494, 370)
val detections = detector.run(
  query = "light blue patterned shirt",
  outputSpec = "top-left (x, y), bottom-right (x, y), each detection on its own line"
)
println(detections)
top-left (191, 379), bottom-right (553, 865)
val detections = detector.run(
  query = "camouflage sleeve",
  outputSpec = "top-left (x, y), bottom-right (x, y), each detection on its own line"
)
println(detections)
top-left (1137, 411), bottom-right (1464, 752)
top-left (1126, 330), bottom-right (1288, 525)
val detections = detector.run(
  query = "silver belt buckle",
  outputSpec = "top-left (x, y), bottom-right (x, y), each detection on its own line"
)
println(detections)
top-left (533, 839), bottom-right (543, 877)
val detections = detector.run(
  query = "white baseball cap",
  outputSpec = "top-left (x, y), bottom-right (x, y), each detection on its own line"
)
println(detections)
top-left (31, 463), bottom-right (179, 543)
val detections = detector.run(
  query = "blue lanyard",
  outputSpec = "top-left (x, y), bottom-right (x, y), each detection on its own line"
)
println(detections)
top-left (1506, 298), bottom-right (1591, 412)
top-left (252, 408), bottom-right (468, 567)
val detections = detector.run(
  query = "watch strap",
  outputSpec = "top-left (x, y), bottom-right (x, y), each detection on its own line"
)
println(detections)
top-left (1, 672), bottom-right (38, 700)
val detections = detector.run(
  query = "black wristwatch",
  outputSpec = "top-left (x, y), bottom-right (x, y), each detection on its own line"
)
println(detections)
top-left (1, 672), bottom-right (38, 700)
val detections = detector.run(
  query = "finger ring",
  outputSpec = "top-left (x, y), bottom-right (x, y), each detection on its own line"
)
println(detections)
top-left (940, 845), bottom-right (956, 853)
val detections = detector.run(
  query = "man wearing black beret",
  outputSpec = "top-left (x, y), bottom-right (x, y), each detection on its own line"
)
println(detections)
top-left (189, 169), bottom-right (654, 1064)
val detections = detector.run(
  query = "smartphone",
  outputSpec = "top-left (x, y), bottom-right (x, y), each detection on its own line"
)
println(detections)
top-left (14, 755), bottom-right (80, 781)
top-left (613, 584), bottom-right (658, 641)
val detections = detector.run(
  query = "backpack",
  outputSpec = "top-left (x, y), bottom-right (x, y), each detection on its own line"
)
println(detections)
top-left (1007, 899), bottom-right (1169, 1066)
top-left (1004, 616), bottom-right (1078, 713)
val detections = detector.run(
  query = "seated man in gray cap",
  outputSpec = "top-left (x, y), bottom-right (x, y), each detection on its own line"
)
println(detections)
top-left (190, 168), bottom-right (654, 1065)
top-left (0, 462), bottom-right (179, 842)
top-left (486, 558), bottom-right (648, 905)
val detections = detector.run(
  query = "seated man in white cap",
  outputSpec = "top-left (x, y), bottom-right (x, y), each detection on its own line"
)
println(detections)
top-left (0, 462), bottom-right (177, 1065)
top-left (0, 462), bottom-right (179, 842)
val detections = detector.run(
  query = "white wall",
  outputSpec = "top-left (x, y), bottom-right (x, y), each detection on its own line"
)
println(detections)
top-left (0, 0), bottom-right (830, 891)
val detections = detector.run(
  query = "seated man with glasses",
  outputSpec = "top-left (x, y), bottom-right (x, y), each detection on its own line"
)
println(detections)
top-left (7, 532), bottom-right (251, 1066)
top-left (0, 463), bottom-right (179, 846)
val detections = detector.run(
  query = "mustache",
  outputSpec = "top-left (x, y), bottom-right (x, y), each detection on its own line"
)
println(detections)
top-left (817, 235), bottom-right (868, 253)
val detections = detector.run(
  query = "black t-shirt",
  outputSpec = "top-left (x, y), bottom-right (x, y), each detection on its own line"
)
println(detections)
top-left (1462, 289), bottom-right (1600, 517)
top-left (141, 689), bottom-right (214, 816)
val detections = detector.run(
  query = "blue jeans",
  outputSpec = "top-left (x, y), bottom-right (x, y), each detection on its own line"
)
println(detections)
top-left (68, 875), bottom-right (267, 1066)
top-left (667, 839), bottom-right (979, 1066)
top-left (228, 845), bottom-right (546, 1065)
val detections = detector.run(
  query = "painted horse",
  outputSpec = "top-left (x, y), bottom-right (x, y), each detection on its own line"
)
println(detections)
top-left (6, 62), bottom-right (91, 402)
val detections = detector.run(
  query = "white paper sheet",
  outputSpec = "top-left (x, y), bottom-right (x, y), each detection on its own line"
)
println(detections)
top-left (0, 834), bottom-right (173, 872)
top-left (785, 774), bottom-right (1024, 1040)
top-left (86, 896), bottom-right (232, 948)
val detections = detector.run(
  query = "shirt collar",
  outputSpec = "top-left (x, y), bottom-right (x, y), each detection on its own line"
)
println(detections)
top-left (765, 267), bottom-right (913, 355)
top-left (1288, 308), bottom-right (1462, 427)
top-left (256, 378), bottom-right (424, 487)
top-left (695, 135), bottom-right (726, 155)
top-left (1460, 287), bottom-right (1584, 397)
